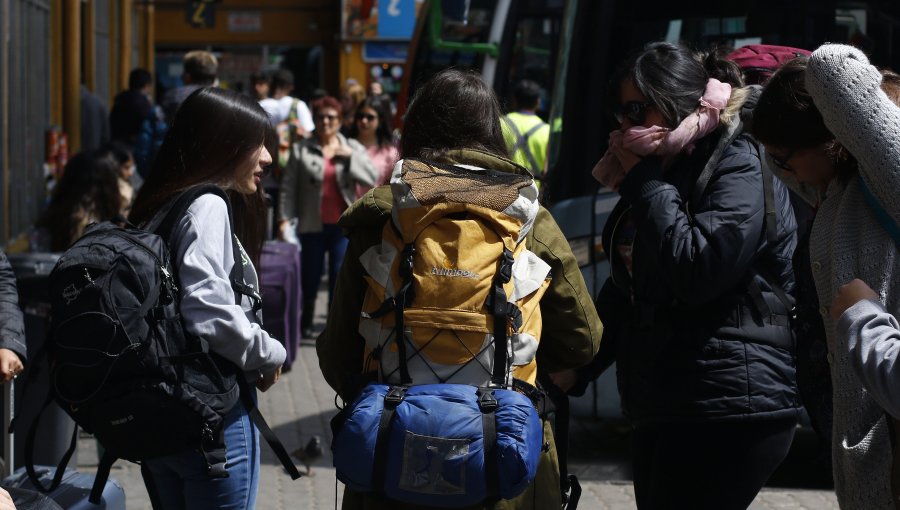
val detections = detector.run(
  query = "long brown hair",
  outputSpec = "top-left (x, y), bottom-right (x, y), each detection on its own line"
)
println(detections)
top-left (400, 69), bottom-right (508, 162)
top-left (37, 150), bottom-right (122, 251)
top-left (129, 87), bottom-right (274, 264)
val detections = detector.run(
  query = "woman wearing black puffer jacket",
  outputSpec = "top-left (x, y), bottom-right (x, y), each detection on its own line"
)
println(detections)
top-left (588, 42), bottom-right (801, 509)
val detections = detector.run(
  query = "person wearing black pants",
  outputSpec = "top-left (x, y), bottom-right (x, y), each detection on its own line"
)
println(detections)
top-left (569, 41), bottom-right (801, 509)
top-left (632, 419), bottom-right (796, 509)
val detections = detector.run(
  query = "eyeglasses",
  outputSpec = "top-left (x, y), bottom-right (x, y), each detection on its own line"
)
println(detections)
top-left (770, 149), bottom-right (795, 172)
top-left (613, 101), bottom-right (650, 126)
top-left (315, 113), bottom-right (340, 122)
top-left (355, 113), bottom-right (377, 122)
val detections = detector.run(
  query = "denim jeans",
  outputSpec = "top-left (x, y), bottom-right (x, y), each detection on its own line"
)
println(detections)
top-left (300, 224), bottom-right (348, 313)
top-left (142, 392), bottom-right (260, 510)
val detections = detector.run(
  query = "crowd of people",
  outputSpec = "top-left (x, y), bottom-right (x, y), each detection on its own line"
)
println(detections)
top-left (0, 39), bottom-right (898, 510)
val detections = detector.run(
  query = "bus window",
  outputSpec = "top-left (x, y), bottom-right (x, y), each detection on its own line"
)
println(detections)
top-left (502, 13), bottom-right (562, 118)
top-left (546, 0), bottom-right (576, 172)
top-left (407, 0), bottom-right (499, 93)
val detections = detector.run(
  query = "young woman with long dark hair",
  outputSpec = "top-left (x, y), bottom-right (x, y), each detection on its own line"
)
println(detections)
top-left (349, 95), bottom-right (398, 187)
top-left (590, 42), bottom-right (800, 509)
top-left (129, 86), bottom-right (286, 509)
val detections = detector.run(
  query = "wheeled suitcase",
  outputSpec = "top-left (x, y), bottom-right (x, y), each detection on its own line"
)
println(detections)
top-left (260, 241), bottom-right (302, 369)
top-left (2, 381), bottom-right (126, 509)
top-left (3, 467), bottom-right (124, 510)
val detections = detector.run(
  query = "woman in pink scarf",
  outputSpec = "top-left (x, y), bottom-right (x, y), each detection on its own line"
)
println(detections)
top-left (574, 42), bottom-right (801, 509)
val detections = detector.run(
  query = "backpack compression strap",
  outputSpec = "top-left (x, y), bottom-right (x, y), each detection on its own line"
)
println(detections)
top-left (687, 114), bottom-right (792, 327)
top-left (489, 249), bottom-right (515, 387)
top-left (392, 244), bottom-right (415, 385)
top-left (156, 185), bottom-right (261, 312)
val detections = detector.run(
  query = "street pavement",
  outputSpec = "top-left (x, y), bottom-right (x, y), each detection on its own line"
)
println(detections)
top-left (74, 293), bottom-right (840, 509)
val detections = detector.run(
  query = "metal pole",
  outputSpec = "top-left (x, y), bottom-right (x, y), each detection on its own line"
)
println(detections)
top-left (62, 0), bottom-right (81, 152)
top-left (84, 0), bottom-right (95, 92)
top-left (3, 381), bottom-right (14, 477)
top-left (143, 2), bottom-right (154, 72)
top-left (118, 0), bottom-right (132, 93)
top-left (1, 0), bottom-right (9, 243)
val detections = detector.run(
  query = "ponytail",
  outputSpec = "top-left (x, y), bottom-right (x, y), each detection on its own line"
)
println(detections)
top-left (699, 48), bottom-right (745, 88)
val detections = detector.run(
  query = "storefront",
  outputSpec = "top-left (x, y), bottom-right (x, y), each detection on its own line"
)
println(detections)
top-left (153, 0), bottom-right (339, 102)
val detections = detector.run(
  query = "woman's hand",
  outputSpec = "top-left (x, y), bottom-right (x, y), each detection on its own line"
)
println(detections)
top-left (0, 348), bottom-right (23, 383)
top-left (831, 278), bottom-right (880, 320)
top-left (333, 144), bottom-right (353, 158)
top-left (257, 366), bottom-right (282, 392)
top-left (591, 152), bottom-right (626, 192)
top-left (276, 219), bottom-right (289, 241)
top-left (0, 487), bottom-right (15, 510)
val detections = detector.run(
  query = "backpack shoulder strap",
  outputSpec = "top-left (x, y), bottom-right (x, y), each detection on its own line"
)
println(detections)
top-left (689, 117), bottom-right (744, 209)
top-left (154, 185), bottom-right (257, 309)
top-left (690, 88), bottom-right (777, 245)
top-left (288, 97), bottom-right (300, 124)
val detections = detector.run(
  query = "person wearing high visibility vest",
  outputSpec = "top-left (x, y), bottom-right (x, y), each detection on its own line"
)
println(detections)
top-left (501, 79), bottom-right (550, 181)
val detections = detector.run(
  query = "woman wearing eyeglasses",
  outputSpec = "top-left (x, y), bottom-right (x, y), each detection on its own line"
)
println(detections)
top-left (589, 42), bottom-right (800, 509)
top-left (349, 95), bottom-right (398, 191)
top-left (279, 95), bottom-right (378, 338)
top-left (752, 48), bottom-right (900, 510)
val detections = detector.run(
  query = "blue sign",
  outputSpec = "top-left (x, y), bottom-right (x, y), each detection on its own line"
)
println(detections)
top-left (378, 0), bottom-right (415, 39)
top-left (363, 42), bottom-right (409, 63)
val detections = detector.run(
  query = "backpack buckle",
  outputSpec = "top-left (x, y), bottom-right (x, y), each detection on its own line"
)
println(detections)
top-left (400, 244), bottom-right (416, 278)
top-left (498, 250), bottom-right (514, 284)
top-left (477, 389), bottom-right (498, 413)
top-left (384, 386), bottom-right (407, 407)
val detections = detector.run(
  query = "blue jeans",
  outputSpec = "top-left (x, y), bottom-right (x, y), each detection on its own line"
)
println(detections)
top-left (300, 224), bottom-right (348, 317)
top-left (142, 393), bottom-right (260, 509)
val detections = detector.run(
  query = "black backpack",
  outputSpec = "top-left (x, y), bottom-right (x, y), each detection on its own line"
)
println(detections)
top-left (19, 185), bottom-right (300, 503)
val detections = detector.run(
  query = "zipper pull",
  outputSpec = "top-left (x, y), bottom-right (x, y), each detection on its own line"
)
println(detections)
top-left (160, 265), bottom-right (179, 302)
top-left (83, 267), bottom-right (95, 286)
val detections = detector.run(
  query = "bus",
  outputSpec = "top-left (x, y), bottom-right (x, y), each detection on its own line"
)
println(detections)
top-left (399, 0), bottom-right (566, 119)
top-left (401, 0), bottom-right (900, 418)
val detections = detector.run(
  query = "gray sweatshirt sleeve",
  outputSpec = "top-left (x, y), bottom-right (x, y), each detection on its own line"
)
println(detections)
top-left (840, 299), bottom-right (900, 418)
top-left (172, 194), bottom-right (286, 375)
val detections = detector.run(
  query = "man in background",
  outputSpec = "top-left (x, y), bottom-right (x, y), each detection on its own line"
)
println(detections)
top-left (161, 50), bottom-right (218, 124)
top-left (259, 69), bottom-right (314, 135)
top-left (501, 79), bottom-right (549, 181)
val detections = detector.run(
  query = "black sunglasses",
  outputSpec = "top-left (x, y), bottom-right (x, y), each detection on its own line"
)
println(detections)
top-left (355, 113), bottom-right (377, 121)
top-left (770, 149), bottom-right (796, 172)
top-left (613, 101), bottom-right (650, 126)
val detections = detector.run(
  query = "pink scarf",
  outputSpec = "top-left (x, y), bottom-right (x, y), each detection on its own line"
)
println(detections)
top-left (593, 78), bottom-right (732, 190)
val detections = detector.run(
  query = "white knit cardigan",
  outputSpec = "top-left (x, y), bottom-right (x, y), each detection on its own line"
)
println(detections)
top-left (791, 44), bottom-right (900, 510)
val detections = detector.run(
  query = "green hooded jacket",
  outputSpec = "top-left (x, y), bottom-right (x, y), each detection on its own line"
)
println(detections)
top-left (317, 149), bottom-right (602, 509)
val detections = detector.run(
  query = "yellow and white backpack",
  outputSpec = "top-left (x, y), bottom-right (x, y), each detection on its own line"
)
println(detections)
top-left (358, 158), bottom-right (552, 388)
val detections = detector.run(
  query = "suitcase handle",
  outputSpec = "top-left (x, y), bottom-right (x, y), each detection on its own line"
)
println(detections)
top-left (2, 380), bottom-right (13, 478)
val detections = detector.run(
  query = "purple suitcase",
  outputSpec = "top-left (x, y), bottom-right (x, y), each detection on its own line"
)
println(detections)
top-left (260, 241), bottom-right (302, 369)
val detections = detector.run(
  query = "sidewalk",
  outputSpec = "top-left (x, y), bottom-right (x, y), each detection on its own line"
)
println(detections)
top-left (74, 299), bottom-right (840, 509)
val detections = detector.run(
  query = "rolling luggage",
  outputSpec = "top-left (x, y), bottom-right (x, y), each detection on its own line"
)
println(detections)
top-left (3, 467), bottom-right (124, 510)
top-left (260, 241), bottom-right (302, 369)
top-left (2, 380), bottom-right (125, 510)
